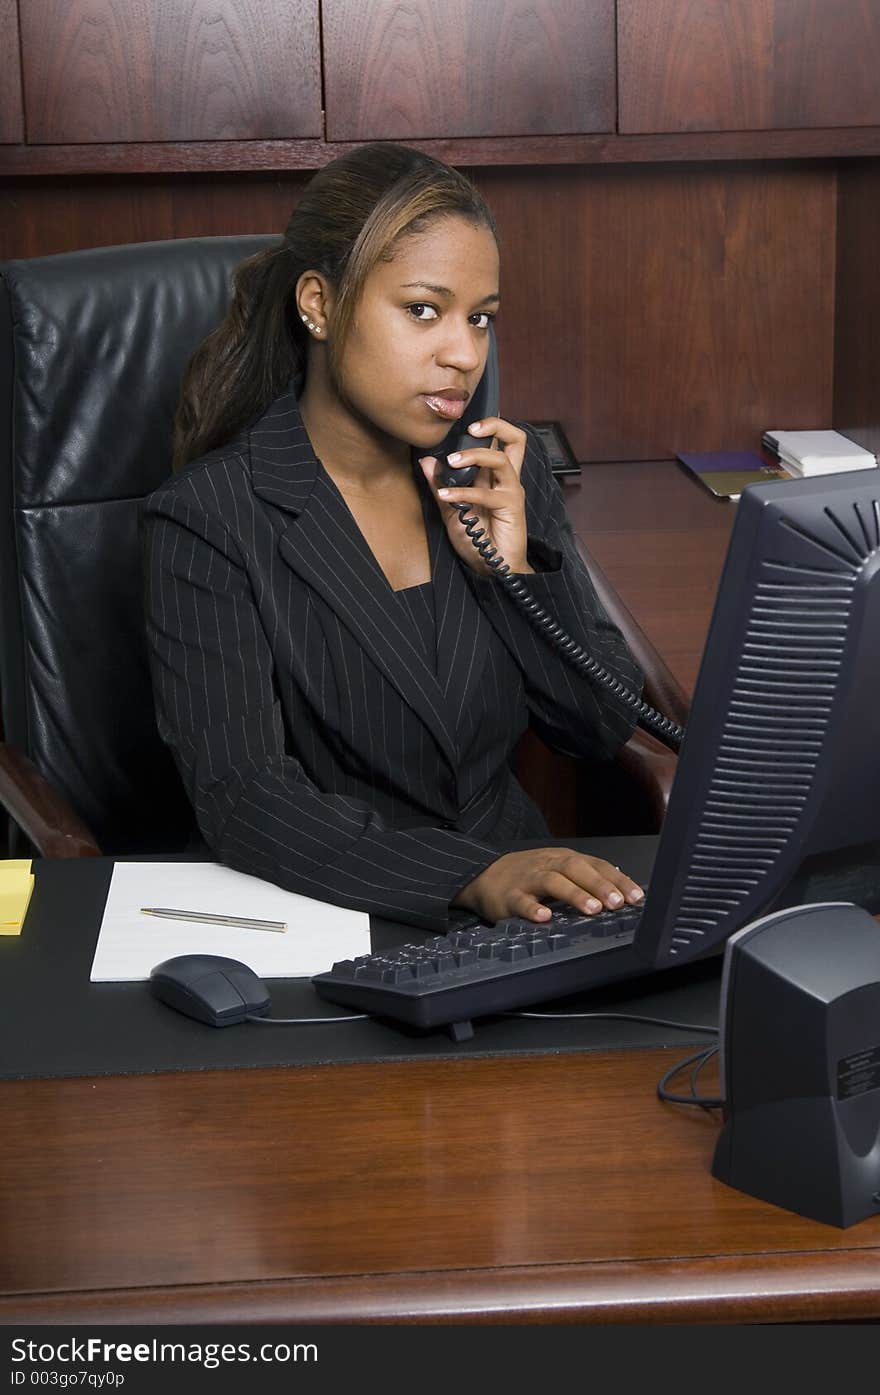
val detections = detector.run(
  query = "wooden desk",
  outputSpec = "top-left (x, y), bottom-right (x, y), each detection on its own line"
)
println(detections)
top-left (4, 1049), bottom-right (880, 1324)
top-left (4, 461), bottom-right (878, 1325)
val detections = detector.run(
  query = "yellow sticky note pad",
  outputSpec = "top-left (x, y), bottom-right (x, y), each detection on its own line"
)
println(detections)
top-left (0, 860), bottom-right (34, 936)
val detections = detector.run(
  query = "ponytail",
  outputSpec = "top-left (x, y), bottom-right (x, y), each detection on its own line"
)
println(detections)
top-left (171, 241), bottom-right (306, 470)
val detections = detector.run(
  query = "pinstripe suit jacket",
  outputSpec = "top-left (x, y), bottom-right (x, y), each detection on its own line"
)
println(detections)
top-left (141, 385), bottom-right (642, 930)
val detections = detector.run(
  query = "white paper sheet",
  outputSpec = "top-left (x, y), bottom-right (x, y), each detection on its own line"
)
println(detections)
top-left (90, 862), bottom-right (371, 981)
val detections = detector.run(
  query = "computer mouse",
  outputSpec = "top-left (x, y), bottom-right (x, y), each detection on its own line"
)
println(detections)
top-left (149, 954), bottom-right (271, 1027)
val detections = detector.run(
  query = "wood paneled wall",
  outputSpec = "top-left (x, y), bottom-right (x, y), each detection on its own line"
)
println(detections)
top-left (834, 162), bottom-right (880, 461)
top-left (479, 162), bottom-right (834, 459)
top-left (0, 172), bottom-right (311, 257)
top-left (618, 0), bottom-right (880, 134)
top-left (0, 0), bottom-right (24, 143)
top-left (0, 161), bottom-right (836, 463)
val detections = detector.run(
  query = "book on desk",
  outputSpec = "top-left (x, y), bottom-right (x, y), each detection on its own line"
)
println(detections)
top-left (675, 449), bottom-right (794, 500)
top-left (762, 429), bottom-right (878, 476)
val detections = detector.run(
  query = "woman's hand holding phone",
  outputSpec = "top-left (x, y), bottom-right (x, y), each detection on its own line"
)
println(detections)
top-left (452, 848), bottom-right (645, 924)
top-left (419, 416), bottom-right (533, 577)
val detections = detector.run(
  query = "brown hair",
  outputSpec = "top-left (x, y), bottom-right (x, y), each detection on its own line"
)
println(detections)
top-left (172, 143), bottom-right (497, 469)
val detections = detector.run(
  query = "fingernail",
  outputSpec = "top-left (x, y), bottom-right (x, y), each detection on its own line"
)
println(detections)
top-left (447, 452), bottom-right (462, 464)
top-left (629, 888), bottom-right (645, 902)
top-left (437, 488), bottom-right (450, 497)
top-left (536, 907), bottom-right (551, 920)
top-left (469, 422), bottom-right (482, 432)
top-left (608, 891), bottom-right (624, 907)
top-left (586, 898), bottom-right (602, 913)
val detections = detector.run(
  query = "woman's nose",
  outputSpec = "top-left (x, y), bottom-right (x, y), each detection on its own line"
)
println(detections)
top-left (437, 324), bottom-right (482, 372)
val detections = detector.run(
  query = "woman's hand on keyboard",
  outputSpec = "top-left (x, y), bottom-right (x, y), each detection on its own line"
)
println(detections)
top-left (451, 848), bottom-right (645, 925)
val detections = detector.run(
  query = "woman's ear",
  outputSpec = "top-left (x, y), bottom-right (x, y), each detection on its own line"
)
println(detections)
top-left (295, 271), bottom-right (333, 339)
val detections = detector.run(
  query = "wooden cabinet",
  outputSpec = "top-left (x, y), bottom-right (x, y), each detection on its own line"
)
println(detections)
top-left (19, 0), bottom-right (322, 143)
top-left (322, 0), bottom-right (615, 140)
top-left (0, 0), bottom-right (24, 143)
top-left (5, 0), bottom-right (880, 168)
top-left (619, 0), bottom-right (880, 134)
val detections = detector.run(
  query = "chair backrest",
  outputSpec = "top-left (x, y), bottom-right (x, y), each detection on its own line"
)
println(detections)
top-left (0, 235), bottom-right (274, 853)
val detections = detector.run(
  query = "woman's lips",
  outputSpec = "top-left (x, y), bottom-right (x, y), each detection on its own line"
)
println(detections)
top-left (422, 394), bottom-right (468, 422)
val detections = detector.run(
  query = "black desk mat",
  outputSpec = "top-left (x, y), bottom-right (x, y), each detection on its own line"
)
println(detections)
top-left (0, 839), bottom-right (722, 1080)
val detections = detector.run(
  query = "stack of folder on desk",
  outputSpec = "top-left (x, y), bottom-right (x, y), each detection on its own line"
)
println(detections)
top-left (0, 859), bottom-right (34, 936)
top-left (763, 429), bottom-right (877, 476)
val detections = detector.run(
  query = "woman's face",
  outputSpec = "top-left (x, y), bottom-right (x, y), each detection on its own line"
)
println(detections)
top-left (336, 215), bottom-right (500, 452)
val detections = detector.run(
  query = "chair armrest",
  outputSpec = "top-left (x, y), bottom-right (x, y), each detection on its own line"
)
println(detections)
top-left (515, 539), bottom-right (687, 836)
top-left (0, 743), bottom-right (102, 857)
top-left (615, 727), bottom-right (678, 829)
top-left (579, 542), bottom-right (684, 829)
top-left (576, 537), bottom-right (691, 729)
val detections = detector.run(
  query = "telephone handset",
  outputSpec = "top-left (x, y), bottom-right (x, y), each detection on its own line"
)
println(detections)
top-left (433, 324), bottom-right (500, 489)
top-left (432, 328), bottom-right (683, 752)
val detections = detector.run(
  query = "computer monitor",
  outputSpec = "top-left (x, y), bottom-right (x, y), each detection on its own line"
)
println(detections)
top-left (312, 467), bottom-right (880, 1034)
top-left (636, 467), bottom-right (880, 971)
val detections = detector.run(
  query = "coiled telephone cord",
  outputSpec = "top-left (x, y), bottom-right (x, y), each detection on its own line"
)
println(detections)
top-left (454, 502), bottom-right (684, 752)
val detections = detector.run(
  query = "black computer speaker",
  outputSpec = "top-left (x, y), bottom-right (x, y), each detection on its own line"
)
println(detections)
top-left (712, 901), bottom-right (880, 1228)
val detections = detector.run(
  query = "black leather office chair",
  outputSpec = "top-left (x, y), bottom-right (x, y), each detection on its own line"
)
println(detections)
top-left (0, 236), bottom-right (687, 859)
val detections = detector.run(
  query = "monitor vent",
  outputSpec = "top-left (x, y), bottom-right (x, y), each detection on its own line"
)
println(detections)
top-left (666, 500), bottom-right (874, 955)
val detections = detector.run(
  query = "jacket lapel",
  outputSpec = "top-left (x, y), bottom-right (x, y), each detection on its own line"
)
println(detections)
top-left (248, 389), bottom-right (463, 769)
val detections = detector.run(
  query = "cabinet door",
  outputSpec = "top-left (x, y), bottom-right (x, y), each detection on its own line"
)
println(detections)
top-left (619, 0), bottom-right (880, 134)
top-left (323, 0), bottom-right (615, 141)
top-left (20, 0), bottom-right (322, 143)
top-left (0, 0), bottom-right (24, 142)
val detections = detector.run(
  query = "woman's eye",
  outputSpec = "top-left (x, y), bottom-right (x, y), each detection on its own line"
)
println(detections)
top-left (469, 311), bottom-right (494, 329)
top-left (406, 303), bottom-right (439, 321)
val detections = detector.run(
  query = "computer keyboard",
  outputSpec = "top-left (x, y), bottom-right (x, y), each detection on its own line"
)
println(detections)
top-left (311, 901), bottom-right (644, 1040)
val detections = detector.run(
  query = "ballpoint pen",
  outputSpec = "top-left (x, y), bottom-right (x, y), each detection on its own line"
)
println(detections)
top-left (140, 907), bottom-right (287, 932)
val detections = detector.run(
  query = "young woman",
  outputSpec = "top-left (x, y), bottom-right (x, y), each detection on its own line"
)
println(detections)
top-left (142, 141), bottom-right (646, 931)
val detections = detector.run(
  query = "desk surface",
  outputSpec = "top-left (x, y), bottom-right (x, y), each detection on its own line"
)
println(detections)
top-left (4, 1048), bottom-right (880, 1324)
top-left (5, 461), bottom-right (877, 1326)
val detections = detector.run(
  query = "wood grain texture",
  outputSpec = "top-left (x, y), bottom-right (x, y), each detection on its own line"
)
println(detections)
top-left (619, 0), bottom-right (772, 135)
top-left (565, 464), bottom-right (733, 696)
top-left (584, 530), bottom-right (727, 695)
top-left (0, 744), bottom-right (102, 857)
top-left (3, 1049), bottom-right (880, 1322)
top-left (322, 0), bottom-right (615, 141)
top-left (7, 129), bottom-right (880, 179)
top-left (772, 0), bottom-right (880, 131)
top-left (0, 0), bottom-right (24, 143)
top-left (9, 1250), bottom-right (880, 1324)
top-left (0, 172), bottom-right (313, 260)
top-left (18, 0), bottom-right (322, 143)
top-left (619, 0), bottom-right (880, 135)
top-left (477, 162), bottom-right (835, 460)
top-left (834, 162), bottom-right (880, 461)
